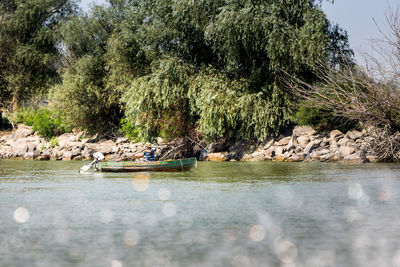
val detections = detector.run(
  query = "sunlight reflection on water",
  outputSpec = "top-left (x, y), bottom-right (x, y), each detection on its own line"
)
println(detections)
top-left (1, 160), bottom-right (400, 266)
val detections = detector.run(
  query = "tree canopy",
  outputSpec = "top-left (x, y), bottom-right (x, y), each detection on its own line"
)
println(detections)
top-left (0, 0), bottom-right (77, 109)
top-left (2, 0), bottom-right (353, 141)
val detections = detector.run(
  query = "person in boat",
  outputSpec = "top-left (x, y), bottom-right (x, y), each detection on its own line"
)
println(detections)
top-left (142, 144), bottom-right (155, 161)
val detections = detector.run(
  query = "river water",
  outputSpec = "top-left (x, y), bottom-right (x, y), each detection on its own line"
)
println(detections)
top-left (1, 160), bottom-right (400, 267)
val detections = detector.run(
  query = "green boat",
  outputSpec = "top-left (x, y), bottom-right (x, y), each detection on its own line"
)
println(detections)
top-left (95, 158), bottom-right (197, 172)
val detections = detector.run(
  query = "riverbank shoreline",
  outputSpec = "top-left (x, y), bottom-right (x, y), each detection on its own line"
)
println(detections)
top-left (0, 125), bottom-right (379, 163)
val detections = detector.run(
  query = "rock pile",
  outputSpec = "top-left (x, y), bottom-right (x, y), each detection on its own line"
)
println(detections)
top-left (0, 125), bottom-right (162, 161)
top-left (205, 126), bottom-right (377, 163)
top-left (0, 125), bottom-right (378, 163)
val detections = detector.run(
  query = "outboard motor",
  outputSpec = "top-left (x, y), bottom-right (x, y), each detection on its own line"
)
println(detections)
top-left (80, 152), bottom-right (105, 173)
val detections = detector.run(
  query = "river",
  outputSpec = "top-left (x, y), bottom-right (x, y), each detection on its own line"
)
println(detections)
top-left (1, 160), bottom-right (400, 267)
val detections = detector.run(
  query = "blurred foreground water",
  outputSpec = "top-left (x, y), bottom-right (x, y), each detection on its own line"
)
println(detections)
top-left (1, 160), bottom-right (400, 267)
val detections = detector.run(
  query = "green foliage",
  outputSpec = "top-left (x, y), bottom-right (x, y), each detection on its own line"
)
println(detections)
top-left (122, 0), bottom-right (352, 141)
top-left (50, 54), bottom-right (122, 135)
top-left (0, 0), bottom-right (78, 107)
top-left (51, 3), bottom-right (146, 135)
top-left (123, 56), bottom-right (194, 140)
top-left (9, 107), bottom-right (37, 126)
top-left (295, 102), bottom-right (357, 132)
top-left (119, 118), bottom-right (139, 141)
top-left (32, 109), bottom-right (71, 138)
top-left (189, 70), bottom-right (295, 140)
top-left (9, 107), bottom-right (71, 138)
top-left (49, 137), bottom-right (59, 148)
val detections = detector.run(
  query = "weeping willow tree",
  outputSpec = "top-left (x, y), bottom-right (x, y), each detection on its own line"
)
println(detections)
top-left (123, 0), bottom-right (352, 141)
top-left (45, 0), bottom-right (351, 140)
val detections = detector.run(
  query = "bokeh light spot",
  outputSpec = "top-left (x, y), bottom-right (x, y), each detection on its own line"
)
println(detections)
top-left (163, 202), bottom-right (177, 218)
top-left (274, 239), bottom-right (298, 264)
top-left (379, 185), bottom-right (391, 202)
top-left (132, 173), bottom-right (151, 192)
top-left (123, 229), bottom-right (139, 247)
top-left (111, 260), bottom-right (123, 267)
top-left (249, 224), bottom-right (265, 242)
top-left (100, 209), bottom-right (114, 224)
top-left (158, 188), bottom-right (171, 200)
top-left (13, 207), bottom-right (30, 223)
top-left (348, 183), bottom-right (364, 200)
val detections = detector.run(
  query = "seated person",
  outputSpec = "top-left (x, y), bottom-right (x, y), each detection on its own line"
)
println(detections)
top-left (143, 144), bottom-right (155, 161)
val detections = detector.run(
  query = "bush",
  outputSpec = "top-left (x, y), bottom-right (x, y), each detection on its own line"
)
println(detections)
top-left (10, 107), bottom-right (36, 126)
top-left (9, 107), bottom-right (71, 138)
top-left (49, 137), bottom-right (59, 148)
top-left (119, 118), bottom-right (139, 141)
top-left (295, 103), bottom-right (357, 132)
top-left (32, 109), bottom-right (71, 138)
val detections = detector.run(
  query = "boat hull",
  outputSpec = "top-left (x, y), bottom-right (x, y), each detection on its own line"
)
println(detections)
top-left (97, 158), bottom-right (197, 172)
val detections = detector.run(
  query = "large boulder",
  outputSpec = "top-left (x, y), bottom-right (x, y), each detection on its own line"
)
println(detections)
top-left (337, 138), bottom-right (350, 146)
top-left (11, 125), bottom-right (34, 140)
top-left (285, 136), bottom-right (298, 151)
top-left (274, 146), bottom-right (284, 156)
top-left (343, 153), bottom-right (367, 164)
top-left (339, 146), bottom-right (355, 156)
top-left (273, 155), bottom-right (286, 162)
top-left (330, 130), bottom-right (343, 140)
top-left (23, 150), bottom-right (40, 159)
top-left (276, 136), bottom-right (291, 146)
top-left (347, 130), bottom-right (363, 140)
top-left (245, 151), bottom-right (266, 162)
top-left (116, 137), bottom-right (129, 144)
top-left (297, 135), bottom-right (310, 149)
top-left (292, 126), bottom-right (316, 137)
top-left (263, 139), bottom-right (275, 150)
top-left (13, 141), bottom-right (28, 157)
top-left (206, 152), bottom-right (229, 161)
top-left (304, 141), bottom-right (319, 154)
top-left (57, 133), bottom-right (80, 149)
top-left (288, 153), bottom-right (306, 162)
top-left (62, 151), bottom-right (73, 160)
top-left (98, 140), bottom-right (116, 155)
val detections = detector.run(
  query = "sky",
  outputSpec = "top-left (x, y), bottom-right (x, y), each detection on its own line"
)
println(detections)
top-left (321, 0), bottom-right (398, 64)
top-left (80, 0), bottom-right (399, 64)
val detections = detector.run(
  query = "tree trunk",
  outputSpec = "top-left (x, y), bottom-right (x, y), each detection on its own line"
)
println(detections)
top-left (12, 93), bottom-right (18, 112)
top-left (0, 111), bottom-right (2, 129)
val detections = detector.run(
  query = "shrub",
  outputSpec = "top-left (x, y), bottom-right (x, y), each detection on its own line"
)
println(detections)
top-left (32, 109), bottom-right (71, 138)
top-left (119, 118), bottom-right (139, 141)
top-left (9, 107), bottom-right (36, 126)
top-left (8, 107), bottom-right (71, 138)
top-left (295, 102), bottom-right (357, 132)
top-left (49, 137), bottom-right (59, 148)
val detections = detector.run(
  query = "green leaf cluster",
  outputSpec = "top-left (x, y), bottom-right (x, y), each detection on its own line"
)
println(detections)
top-left (9, 107), bottom-right (71, 138)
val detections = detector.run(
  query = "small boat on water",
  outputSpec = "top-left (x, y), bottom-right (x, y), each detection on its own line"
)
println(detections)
top-left (80, 152), bottom-right (197, 173)
top-left (95, 157), bottom-right (197, 172)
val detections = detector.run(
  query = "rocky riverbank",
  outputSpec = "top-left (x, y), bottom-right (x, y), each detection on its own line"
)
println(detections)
top-left (205, 126), bottom-right (376, 163)
top-left (0, 124), bottom-right (378, 163)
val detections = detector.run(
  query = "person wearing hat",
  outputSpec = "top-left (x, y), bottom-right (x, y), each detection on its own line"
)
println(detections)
top-left (143, 143), bottom-right (155, 161)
